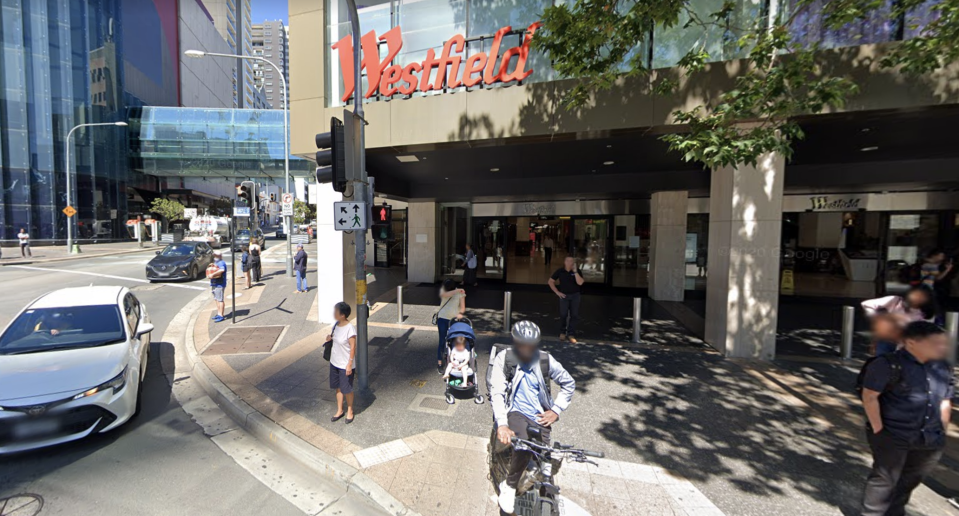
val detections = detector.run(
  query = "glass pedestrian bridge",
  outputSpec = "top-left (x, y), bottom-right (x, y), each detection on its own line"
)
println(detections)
top-left (129, 107), bottom-right (313, 179)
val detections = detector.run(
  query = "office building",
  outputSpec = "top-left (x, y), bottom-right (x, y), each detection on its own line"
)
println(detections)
top-left (204, 0), bottom-right (256, 108)
top-left (252, 20), bottom-right (290, 109)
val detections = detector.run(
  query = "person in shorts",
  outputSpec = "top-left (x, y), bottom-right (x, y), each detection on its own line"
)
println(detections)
top-left (209, 250), bottom-right (227, 322)
top-left (18, 228), bottom-right (31, 257)
top-left (327, 302), bottom-right (358, 424)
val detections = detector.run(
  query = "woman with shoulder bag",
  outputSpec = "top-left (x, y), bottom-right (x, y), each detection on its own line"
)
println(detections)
top-left (434, 279), bottom-right (466, 375)
top-left (325, 302), bottom-right (357, 423)
top-left (249, 238), bottom-right (262, 283)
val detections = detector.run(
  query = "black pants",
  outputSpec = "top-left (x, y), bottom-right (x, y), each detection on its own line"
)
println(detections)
top-left (559, 292), bottom-right (581, 336)
top-left (506, 412), bottom-right (551, 489)
top-left (862, 429), bottom-right (943, 516)
top-left (544, 247), bottom-right (553, 265)
top-left (464, 266), bottom-right (476, 285)
top-left (251, 260), bottom-right (261, 282)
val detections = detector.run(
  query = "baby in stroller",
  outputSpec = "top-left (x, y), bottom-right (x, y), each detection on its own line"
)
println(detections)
top-left (443, 320), bottom-right (485, 405)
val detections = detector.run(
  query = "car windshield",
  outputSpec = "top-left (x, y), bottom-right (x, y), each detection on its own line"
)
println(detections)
top-left (159, 244), bottom-right (195, 257)
top-left (236, 230), bottom-right (251, 239)
top-left (0, 305), bottom-right (126, 355)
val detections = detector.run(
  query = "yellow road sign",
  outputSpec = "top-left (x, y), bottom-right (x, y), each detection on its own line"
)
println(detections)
top-left (62, 206), bottom-right (77, 218)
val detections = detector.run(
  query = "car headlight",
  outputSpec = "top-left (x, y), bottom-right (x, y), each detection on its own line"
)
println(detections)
top-left (73, 366), bottom-right (128, 400)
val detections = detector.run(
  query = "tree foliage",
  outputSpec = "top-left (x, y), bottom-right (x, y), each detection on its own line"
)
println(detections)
top-left (293, 199), bottom-right (314, 225)
top-left (533, 0), bottom-right (957, 168)
top-left (150, 198), bottom-right (185, 230)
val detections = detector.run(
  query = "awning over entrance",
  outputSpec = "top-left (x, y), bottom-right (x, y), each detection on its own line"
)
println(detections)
top-left (129, 107), bottom-right (313, 179)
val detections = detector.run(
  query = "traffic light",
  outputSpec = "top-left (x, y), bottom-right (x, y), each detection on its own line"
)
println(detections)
top-left (270, 193), bottom-right (276, 202)
top-left (238, 181), bottom-right (255, 207)
top-left (371, 203), bottom-right (392, 241)
top-left (315, 117), bottom-right (346, 192)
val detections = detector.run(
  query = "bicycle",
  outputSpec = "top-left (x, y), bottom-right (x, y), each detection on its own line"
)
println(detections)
top-left (490, 425), bottom-right (604, 516)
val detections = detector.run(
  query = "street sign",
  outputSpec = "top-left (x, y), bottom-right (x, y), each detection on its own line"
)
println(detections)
top-left (333, 202), bottom-right (368, 231)
top-left (234, 207), bottom-right (251, 217)
top-left (183, 208), bottom-right (198, 219)
top-left (62, 206), bottom-right (76, 218)
top-left (281, 193), bottom-right (294, 216)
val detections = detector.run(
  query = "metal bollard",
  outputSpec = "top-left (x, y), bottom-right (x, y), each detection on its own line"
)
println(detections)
top-left (503, 291), bottom-right (512, 333)
top-left (396, 285), bottom-right (404, 324)
top-left (946, 312), bottom-right (959, 365)
top-left (840, 305), bottom-right (855, 360)
top-left (632, 297), bottom-right (642, 344)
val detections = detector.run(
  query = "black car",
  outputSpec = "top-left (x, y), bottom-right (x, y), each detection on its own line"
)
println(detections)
top-left (146, 242), bottom-right (215, 281)
top-left (233, 228), bottom-right (266, 252)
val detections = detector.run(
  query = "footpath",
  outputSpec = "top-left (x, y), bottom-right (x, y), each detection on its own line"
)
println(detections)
top-left (171, 266), bottom-right (959, 516)
top-left (0, 240), bottom-right (159, 266)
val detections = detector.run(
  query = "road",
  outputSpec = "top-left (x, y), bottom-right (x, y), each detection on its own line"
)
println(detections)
top-left (0, 249), bottom-right (304, 516)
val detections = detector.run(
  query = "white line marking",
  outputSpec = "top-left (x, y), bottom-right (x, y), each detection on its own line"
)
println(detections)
top-left (10, 265), bottom-right (207, 291)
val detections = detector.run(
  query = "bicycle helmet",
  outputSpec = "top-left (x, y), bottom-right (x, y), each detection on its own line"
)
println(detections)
top-left (511, 320), bottom-right (541, 346)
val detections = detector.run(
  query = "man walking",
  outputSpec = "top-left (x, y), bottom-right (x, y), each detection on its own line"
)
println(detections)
top-left (209, 250), bottom-right (228, 322)
top-left (543, 233), bottom-right (554, 266)
top-left (860, 321), bottom-right (953, 515)
top-left (489, 321), bottom-right (575, 515)
top-left (294, 244), bottom-right (308, 293)
top-left (548, 256), bottom-right (584, 343)
top-left (18, 228), bottom-right (31, 258)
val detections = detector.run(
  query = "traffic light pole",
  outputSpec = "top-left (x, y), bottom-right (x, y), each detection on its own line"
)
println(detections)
top-left (345, 0), bottom-right (370, 392)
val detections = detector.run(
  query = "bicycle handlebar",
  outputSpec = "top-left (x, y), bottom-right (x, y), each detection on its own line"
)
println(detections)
top-left (510, 437), bottom-right (604, 459)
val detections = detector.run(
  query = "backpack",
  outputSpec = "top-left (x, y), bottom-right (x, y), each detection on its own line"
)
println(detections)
top-left (486, 343), bottom-right (551, 399)
top-left (855, 353), bottom-right (903, 396)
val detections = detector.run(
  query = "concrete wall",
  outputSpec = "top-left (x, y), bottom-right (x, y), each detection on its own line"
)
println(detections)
top-left (178, 0), bottom-right (235, 108)
top-left (407, 202), bottom-right (438, 283)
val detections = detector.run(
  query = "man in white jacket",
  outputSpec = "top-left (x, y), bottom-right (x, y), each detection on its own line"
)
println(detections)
top-left (489, 320), bottom-right (575, 515)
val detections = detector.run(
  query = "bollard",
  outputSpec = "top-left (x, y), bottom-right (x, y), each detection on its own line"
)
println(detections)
top-left (946, 312), bottom-right (959, 365)
top-left (840, 305), bottom-right (854, 360)
top-left (396, 285), bottom-right (404, 324)
top-left (632, 297), bottom-right (642, 344)
top-left (503, 291), bottom-right (512, 333)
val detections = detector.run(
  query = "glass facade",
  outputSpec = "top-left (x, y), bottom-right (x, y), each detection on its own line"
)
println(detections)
top-left (130, 107), bottom-right (313, 178)
top-left (0, 0), bottom-right (178, 241)
top-left (326, 0), bottom-right (935, 107)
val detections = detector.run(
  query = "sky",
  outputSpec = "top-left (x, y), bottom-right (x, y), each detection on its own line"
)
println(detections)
top-left (251, 0), bottom-right (288, 25)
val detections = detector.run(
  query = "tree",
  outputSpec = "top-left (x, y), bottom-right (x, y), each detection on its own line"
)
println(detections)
top-left (533, 0), bottom-right (957, 168)
top-left (150, 198), bottom-right (186, 231)
top-left (209, 198), bottom-right (233, 217)
top-left (293, 199), bottom-right (315, 225)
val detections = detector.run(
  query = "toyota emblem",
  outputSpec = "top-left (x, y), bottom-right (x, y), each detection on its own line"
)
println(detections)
top-left (24, 405), bottom-right (46, 417)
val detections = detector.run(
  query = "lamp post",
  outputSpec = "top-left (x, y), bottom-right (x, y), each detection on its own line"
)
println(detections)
top-left (185, 49), bottom-right (293, 278)
top-left (65, 121), bottom-right (128, 254)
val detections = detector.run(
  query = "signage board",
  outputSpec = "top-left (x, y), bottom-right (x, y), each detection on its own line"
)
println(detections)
top-left (332, 22), bottom-right (542, 102)
top-left (333, 202), bottom-right (368, 231)
top-left (281, 193), bottom-right (294, 217)
top-left (183, 208), bottom-right (198, 219)
top-left (62, 206), bottom-right (77, 218)
top-left (234, 207), bottom-right (251, 217)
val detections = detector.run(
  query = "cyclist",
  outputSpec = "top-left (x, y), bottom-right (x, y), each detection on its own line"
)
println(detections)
top-left (489, 320), bottom-right (575, 515)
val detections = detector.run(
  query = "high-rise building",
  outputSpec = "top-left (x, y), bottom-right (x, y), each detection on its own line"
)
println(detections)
top-left (204, 0), bottom-right (256, 108)
top-left (251, 21), bottom-right (289, 110)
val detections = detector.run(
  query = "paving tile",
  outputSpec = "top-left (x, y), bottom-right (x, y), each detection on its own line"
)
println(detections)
top-left (353, 439), bottom-right (414, 469)
top-left (662, 483), bottom-right (716, 509)
top-left (427, 429), bottom-right (469, 449)
top-left (389, 480), bottom-right (420, 507)
top-left (363, 460), bottom-right (400, 491)
top-left (590, 473), bottom-right (631, 501)
top-left (337, 451), bottom-right (361, 469)
top-left (465, 434), bottom-right (489, 452)
top-left (413, 483), bottom-right (454, 516)
top-left (403, 433), bottom-right (435, 453)
top-left (393, 454), bottom-right (431, 486)
top-left (619, 462), bottom-right (663, 484)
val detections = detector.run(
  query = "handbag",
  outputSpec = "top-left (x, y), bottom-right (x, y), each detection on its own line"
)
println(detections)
top-left (432, 296), bottom-right (454, 326)
top-left (323, 326), bottom-right (335, 362)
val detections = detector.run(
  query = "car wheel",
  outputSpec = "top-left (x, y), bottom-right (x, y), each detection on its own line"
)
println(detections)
top-left (191, 265), bottom-right (199, 280)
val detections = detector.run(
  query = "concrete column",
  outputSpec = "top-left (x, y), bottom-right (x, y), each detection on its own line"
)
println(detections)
top-left (649, 191), bottom-right (688, 302)
top-left (314, 183), bottom-right (355, 323)
top-left (704, 152), bottom-right (785, 359)
top-left (408, 202), bottom-right (438, 283)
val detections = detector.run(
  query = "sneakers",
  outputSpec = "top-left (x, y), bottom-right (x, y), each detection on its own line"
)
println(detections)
top-left (568, 336), bottom-right (578, 344)
top-left (498, 481), bottom-right (516, 514)
top-left (213, 315), bottom-right (225, 323)
top-left (559, 333), bottom-right (566, 341)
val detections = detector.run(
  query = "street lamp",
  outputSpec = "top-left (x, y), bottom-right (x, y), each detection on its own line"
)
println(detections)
top-left (65, 121), bottom-right (128, 254)
top-left (185, 49), bottom-right (294, 278)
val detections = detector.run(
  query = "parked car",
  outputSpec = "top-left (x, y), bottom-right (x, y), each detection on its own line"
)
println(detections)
top-left (145, 241), bottom-right (214, 281)
top-left (0, 286), bottom-right (154, 454)
top-left (233, 228), bottom-right (265, 251)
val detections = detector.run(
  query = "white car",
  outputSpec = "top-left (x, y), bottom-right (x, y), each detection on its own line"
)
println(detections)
top-left (0, 286), bottom-right (153, 454)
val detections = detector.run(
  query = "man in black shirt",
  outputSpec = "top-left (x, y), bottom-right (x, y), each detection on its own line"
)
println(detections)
top-left (860, 321), bottom-right (953, 516)
top-left (548, 256), bottom-right (585, 343)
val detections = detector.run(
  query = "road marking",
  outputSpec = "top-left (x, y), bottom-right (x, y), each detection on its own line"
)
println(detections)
top-left (9, 265), bottom-right (206, 291)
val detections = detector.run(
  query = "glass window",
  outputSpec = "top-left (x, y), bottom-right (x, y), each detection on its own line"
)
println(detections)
top-left (783, 0), bottom-right (897, 49)
top-left (0, 305), bottom-right (126, 355)
top-left (653, 0), bottom-right (764, 68)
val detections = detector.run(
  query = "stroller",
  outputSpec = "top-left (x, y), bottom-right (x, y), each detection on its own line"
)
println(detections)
top-left (443, 319), bottom-right (485, 405)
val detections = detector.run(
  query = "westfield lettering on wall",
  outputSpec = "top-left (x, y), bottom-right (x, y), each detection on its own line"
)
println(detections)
top-left (331, 22), bottom-right (542, 103)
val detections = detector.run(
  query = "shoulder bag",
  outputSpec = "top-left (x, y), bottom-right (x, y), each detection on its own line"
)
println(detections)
top-left (432, 296), bottom-right (454, 326)
top-left (323, 326), bottom-right (335, 362)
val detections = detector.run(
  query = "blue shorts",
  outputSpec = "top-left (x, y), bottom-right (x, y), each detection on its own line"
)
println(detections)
top-left (330, 364), bottom-right (354, 394)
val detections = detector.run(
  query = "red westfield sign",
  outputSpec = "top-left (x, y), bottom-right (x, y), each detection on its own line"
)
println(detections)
top-left (331, 22), bottom-right (542, 102)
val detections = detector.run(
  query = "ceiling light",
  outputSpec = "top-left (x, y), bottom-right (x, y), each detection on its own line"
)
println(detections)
top-left (606, 145), bottom-right (612, 148)
top-left (395, 155), bottom-right (419, 163)
top-left (603, 161), bottom-right (615, 165)
top-left (490, 168), bottom-right (500, 172)
top-left (860, 146), bottom-right (879, 152)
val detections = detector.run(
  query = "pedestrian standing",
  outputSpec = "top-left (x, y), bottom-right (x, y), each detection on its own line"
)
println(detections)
top-left (294, 244), bottom-right (308, 293)
top-left (920, 249), bottom-right (952, 290)
top-left (327, 302), bottom-right (357, 424)
top-left (17, 228), bottom-right (31, 258)
top-left (207, 250), bottom-right (228, 322)
top-left (543, 233), bottom-right (554, 266)
top-left (434, 279), bottom-right (466, 374)
top-left (462, 243), bottom-right (478, 287)
top-left (859, 321), bottom-right (953, 515)
top-left (862, 286), bottom-right (940, 325)
top-left (249, 238), bottom-right (262, 283)
top-left (241, 246), bottom-right (252, 290)
top-left (548, 256), bottom-right (584, 343)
